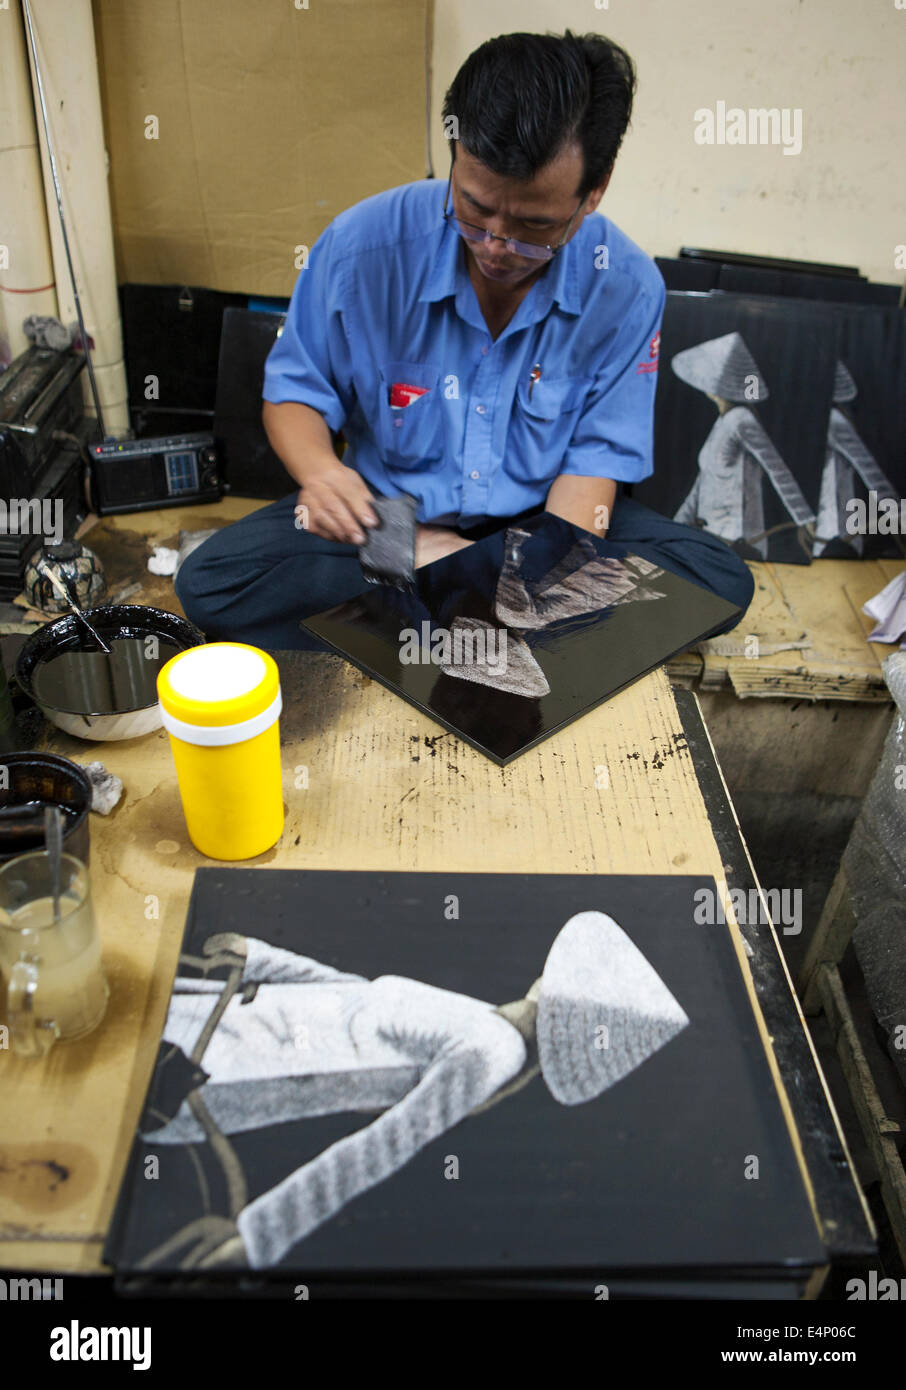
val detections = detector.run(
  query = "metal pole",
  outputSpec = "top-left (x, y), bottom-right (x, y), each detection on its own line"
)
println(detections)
top-left (21, 0), bottom-right (106, 438)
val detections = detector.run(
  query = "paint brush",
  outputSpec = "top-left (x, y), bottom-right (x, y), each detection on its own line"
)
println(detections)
top-left (37, 560), bottom-right (112, 654)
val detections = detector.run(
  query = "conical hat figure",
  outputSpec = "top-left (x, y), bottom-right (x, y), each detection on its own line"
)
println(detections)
top-left (833, 360), bottom-right (857, 404)
top-left (537, 911), bottom-right (689, 1105)
top-left (671, 333), bottom-right (815, 556)
top-left (495, 528), bottom-right (667, 631)
top-left (814, 360), bottom-right (896, 556)
top-left (671, 331), bottom-right (768, 403)
top-left (438, 615), bottom-right (551, 697)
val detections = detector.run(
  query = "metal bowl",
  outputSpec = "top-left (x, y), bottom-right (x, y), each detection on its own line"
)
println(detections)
top-left (15, 605), bottom-right (205, 742)
top-left (0, 752), bottom-right (92, 864)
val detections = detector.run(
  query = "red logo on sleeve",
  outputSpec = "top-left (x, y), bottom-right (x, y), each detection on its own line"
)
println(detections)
top-left (636, 330), bottom-right (660, 375)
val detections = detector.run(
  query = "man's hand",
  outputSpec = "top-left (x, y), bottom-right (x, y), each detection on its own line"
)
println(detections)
top-left (294, 463), bottom-right (378, 546)
top-left (261, 401), bottom-right (378, 545)
top-left (414, 525), bottom-right (474, 569)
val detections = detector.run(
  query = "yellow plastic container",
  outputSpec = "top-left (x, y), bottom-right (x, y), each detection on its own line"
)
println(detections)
top-left (157, 642), bottom-right (284, 860)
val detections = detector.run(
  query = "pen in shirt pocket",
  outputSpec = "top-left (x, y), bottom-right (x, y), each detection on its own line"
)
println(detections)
top-left (528, 363), bottom-right (542, 400)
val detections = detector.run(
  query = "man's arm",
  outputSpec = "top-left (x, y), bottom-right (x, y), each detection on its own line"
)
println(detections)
top-left (543, 277), bottom-right (664, 533)
top-left (263, 400), bottom-right (474, 563)
top-left (545, 474), bottom-right (617, 537)
top-left (261, 217), bottom-right (379, 546)
top-left (262, 400), bottom-right (377, 545)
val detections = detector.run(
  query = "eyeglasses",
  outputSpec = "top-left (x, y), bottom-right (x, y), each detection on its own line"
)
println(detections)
top-left (442, 158), bottom-right (583, 263)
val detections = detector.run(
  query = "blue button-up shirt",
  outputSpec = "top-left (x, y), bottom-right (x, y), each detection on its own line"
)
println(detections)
top-left (263, 179), bottom-right (665, 526)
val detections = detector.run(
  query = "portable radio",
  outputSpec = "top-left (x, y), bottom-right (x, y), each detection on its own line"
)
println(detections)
top-left (88, 432), bottom-right (223, 515)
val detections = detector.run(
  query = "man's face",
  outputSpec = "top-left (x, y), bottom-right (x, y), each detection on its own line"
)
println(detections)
top-left (450, 142), bottom-right (606, 290)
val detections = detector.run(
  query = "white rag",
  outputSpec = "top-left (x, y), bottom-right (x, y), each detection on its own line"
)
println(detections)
top-left (147, 546), bottom-right (179, 577)
top-left (863, 571), bottom-right (906, 647)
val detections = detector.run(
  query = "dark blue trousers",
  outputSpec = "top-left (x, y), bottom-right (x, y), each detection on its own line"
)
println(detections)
top-left (175, 492), bottom-right (755, 652)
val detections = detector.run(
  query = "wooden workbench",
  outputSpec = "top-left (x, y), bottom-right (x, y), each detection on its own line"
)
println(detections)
top-left (0, 500), bottom-right (873, 1279)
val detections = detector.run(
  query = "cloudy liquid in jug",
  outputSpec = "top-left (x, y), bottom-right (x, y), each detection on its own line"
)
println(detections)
top-left (0, 895), bottom-right (108, 1040)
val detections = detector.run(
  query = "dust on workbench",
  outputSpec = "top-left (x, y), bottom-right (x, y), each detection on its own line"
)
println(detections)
top-left (76, 516), bottom-right (232, 615)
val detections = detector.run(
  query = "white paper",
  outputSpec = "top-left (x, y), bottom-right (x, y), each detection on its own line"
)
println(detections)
top-left (863, 571), bottom-right (906, 647)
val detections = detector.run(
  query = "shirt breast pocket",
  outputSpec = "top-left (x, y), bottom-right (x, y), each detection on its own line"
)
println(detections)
top-left (508, 375), bottom-right (591, 485)
top-left (376, 361), bottom-right (446, 471)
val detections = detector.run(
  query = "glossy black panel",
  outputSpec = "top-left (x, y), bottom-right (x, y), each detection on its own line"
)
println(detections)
top-left (303, 511), bottom-right (740, 763)
top-left (214, 308), bottom-right (290, 497)
top-left (106, 869), bottom-right (824, 1281)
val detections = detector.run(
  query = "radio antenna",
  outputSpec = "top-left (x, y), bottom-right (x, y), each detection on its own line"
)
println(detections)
top-left (21, 0), bottom-right (107, 438)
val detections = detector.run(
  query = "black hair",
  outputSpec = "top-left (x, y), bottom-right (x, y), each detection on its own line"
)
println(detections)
top-left (441, 31), bottom-right (636, 198)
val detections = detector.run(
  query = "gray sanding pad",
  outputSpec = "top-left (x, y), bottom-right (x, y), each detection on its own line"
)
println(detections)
top-left (358, 495), bottom-right (417, 593)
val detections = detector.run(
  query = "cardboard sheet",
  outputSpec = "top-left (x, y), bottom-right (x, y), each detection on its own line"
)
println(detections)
top-left (92, 0), bottom-right (431, 295)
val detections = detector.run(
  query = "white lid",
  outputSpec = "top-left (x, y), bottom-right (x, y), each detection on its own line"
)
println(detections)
top-left (167, 645), bottom-right (267, 702)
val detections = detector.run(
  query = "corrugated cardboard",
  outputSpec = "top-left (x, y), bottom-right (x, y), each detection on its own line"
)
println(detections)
top-left (92, 0), bottom-right (431, 295)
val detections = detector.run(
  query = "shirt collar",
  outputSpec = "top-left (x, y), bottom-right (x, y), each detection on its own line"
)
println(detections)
top-left (418, 217), bottom-right (461, 305)
top-left (419, 213), bottom-right (583, 317)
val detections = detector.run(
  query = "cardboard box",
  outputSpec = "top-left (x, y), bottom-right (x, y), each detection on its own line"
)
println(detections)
top-left (92, 0), bottom-right (431, 295)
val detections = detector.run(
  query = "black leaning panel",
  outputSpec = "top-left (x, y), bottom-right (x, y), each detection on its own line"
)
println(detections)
top-left (213, 307), bottom-right (294, 498)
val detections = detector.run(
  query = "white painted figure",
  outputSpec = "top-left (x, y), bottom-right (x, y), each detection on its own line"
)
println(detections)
top-left (813, 360), bottom-right (898, 557)
top-left (495, 529), bottom-right (667, 630)
top-left (671, 332), bottom-right (815, 559)
top-left (140, 911), bottom-right (689, 1270)
top-left (439, 535), bottom-right (667, 697)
